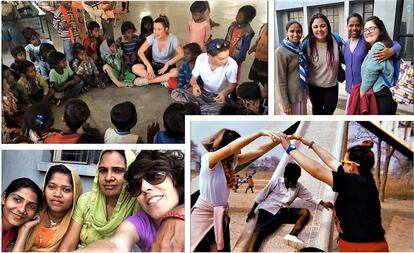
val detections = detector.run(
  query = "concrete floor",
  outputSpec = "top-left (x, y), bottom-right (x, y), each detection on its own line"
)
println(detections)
top-left (1, 0), bottom-right (268, 142)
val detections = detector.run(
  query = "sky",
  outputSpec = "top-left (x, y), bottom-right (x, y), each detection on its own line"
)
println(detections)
top-left (190, 120), bottom-right (285, 158)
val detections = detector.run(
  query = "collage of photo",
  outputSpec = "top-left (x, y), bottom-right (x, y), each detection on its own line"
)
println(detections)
top-left (1, 0), bottom-right (413, 252)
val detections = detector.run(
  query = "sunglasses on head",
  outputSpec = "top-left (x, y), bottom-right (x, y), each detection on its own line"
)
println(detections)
top-left (127, 170), bottom-right (167, 197)
top-left (341, 160), bottom-right (360, 167)
top-left (207, 40), bottom-right (229, 52)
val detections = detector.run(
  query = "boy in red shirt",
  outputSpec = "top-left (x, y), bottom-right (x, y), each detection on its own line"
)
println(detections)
top-left (44, 99), bottom-right (90, 143)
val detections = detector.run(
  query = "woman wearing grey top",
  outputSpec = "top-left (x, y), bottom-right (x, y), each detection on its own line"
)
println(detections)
top-left (132, 15), bottom-right (184, 87)
top-left (302, 13), bottom-right (343, 115)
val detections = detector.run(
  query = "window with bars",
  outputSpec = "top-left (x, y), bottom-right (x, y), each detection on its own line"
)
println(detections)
top-left (363, 2), bottom-right (374, 21)
top-left (288, 10), bottom-right (303, 25)
top-left (319, 6), bottom-right (340, 33)
top-left (52, 150), bottom-right (101, 164)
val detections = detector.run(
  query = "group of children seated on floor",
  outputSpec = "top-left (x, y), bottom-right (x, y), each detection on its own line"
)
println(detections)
top-left (2, 1), bottom-right (269, 143)
top-left (2, 94), bottom-right (198, 144)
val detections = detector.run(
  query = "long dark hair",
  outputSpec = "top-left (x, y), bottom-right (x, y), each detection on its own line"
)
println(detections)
top-left (365, 16), bottom-right (393, 49)
top-left (140, 15), bottom-right (153, 37)
top-left (2, 178), bottom-right (43, 212)
top-left (307, 13), bottom-right (335, 69)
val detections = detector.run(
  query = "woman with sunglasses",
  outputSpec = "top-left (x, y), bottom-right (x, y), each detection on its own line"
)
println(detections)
top-left (171, 38), bottom-right (239, 115)
top-left (2, 178), bottom-right (43, 251)
top-left (76, 150), bottom-right (184, 252)
top-left (277, 133), bottom-right (388, 252)
top-left (191, 128), bottom-right (280, 251)
top-left (359, 16), bottom-right (397, 115)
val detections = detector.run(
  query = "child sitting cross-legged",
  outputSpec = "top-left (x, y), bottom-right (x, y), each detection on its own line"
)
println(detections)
top-left (104, 101), bottom-right (144, 143)
top-left (16, 60), bottom-right (54, 104)
top-left (44, 98), bottom-right (90, 143)
top-left (72, 43), bottom-right (106, 89)
top-left (100, 38), bottom-right (139, 87)
top-left (47, 51), bottom-right (84, 106)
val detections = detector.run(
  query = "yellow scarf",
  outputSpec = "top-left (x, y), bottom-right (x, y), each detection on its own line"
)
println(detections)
top-left (25, 165), bottom-right (83, 251)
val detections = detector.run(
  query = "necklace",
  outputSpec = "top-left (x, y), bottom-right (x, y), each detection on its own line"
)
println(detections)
top-left (46, 211), bottom-right (61, 227)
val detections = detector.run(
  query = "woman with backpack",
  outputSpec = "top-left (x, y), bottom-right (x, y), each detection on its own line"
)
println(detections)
top-left (360, 16), bottom-right (397, 114)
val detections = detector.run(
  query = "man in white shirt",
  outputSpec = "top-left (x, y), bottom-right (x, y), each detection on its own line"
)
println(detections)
top-left (246, 162), bottom-right (333, 251)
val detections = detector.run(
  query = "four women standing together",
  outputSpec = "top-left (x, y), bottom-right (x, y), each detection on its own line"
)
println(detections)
top-left (276, 12), bottom-right (401, 115)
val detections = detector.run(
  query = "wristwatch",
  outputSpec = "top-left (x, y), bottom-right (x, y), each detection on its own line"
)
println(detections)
top-left (286, 144), bottom-right (296, 155)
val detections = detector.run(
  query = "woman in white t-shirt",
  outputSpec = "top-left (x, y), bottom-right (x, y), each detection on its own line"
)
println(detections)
top-left (191, 128), bottom-right (280, 251)
top-left (171, 39), bottom-right (238, 115)
top-left (132, 15), bottom-right (184, 87)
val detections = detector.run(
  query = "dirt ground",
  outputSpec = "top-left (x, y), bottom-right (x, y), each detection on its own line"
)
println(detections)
top-left (192, 170), bottom-right (414, 252)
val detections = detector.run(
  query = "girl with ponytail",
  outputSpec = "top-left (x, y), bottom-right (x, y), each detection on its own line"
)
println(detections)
top-left (278, 133), bottom-right (389, 252)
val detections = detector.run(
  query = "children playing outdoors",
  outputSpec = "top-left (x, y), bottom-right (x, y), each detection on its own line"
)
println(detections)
top-left (72, 43), bottom-right (106, 89)
top-left (276, 21), bottom-right (308, 115)
top-left (188, 1), bottom-right (211, 52)
top-left (48, 51), bottom-right (84, 106)
top-left (44, 99), bottom-right (90, 144)
top-left (225, 5), bottom-right (256, 82)
top-left (104, 101), bottom-right (143, 143)
top-left (245, 175), bottom-right (254, 193)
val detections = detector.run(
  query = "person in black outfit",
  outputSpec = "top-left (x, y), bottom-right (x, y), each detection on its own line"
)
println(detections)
top-left (277, 133), bottom-right (389, 252)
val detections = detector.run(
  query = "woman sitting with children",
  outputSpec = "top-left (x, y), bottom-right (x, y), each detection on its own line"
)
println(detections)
top-left (171, 39), bottom-right (238, 115)
top-left (132, 15), bottom-right (184, 87)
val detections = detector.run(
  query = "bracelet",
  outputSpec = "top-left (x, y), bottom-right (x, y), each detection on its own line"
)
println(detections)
top-left (308, 141), bottom-right (315, 149)
top-left (160, 211), bottom-right (185, 224)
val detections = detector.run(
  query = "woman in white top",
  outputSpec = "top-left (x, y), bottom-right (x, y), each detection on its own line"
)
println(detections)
top-left (132, 15), bottom-right (184, 87)
top-left (191, 128), bottom-right (280, 251)
top-left (171, 39), bottom-right (238, 115)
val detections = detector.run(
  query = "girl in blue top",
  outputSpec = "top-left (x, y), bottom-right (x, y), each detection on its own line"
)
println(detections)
top-left (344, 13), bottom-right (400, 106)
top-left (360, 16), bottom-right (397, 115)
